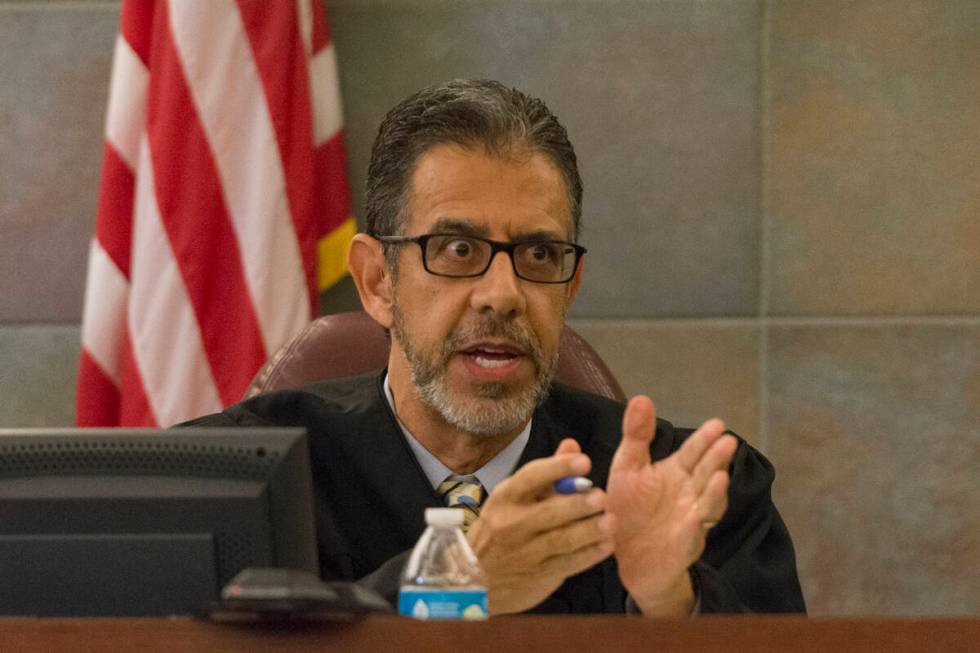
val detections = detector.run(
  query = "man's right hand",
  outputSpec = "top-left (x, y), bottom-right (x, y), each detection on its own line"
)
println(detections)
top-left (466, 439), bottom-right (615, 614)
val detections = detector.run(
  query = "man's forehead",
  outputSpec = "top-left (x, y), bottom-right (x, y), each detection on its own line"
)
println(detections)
top-left (404, 144), bottom-right (573, 238)
top-left (425, 217), bottom-right (568, 242)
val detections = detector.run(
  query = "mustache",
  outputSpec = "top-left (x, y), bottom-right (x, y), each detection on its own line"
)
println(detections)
top-left (442, 316), bottom-right (542, 360)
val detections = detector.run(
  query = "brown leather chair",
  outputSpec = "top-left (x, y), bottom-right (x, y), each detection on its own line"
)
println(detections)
top-left (245, 311), bottom-right (626, 402)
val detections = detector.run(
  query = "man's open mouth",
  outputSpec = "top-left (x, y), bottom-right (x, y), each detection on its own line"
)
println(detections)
top-left (461, 344), bottom-right (524, 369)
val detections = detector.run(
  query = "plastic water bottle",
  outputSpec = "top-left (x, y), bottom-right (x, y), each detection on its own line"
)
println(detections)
top-left (398, 507), bottom-right (488, 619)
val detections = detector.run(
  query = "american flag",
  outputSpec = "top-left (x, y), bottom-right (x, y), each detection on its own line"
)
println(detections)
top-left (76, 0), bottom-right (353, 427)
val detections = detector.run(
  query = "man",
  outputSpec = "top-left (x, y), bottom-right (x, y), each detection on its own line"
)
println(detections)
top-left (188, 79), bottom-right (805, 615)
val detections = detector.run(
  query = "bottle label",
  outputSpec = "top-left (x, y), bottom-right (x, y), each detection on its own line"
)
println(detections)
top-left (398, 588), bottom-right (488, 620)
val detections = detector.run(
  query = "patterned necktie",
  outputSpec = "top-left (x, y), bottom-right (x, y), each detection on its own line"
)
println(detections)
top-left (437, 477), bottom-right (485, 533)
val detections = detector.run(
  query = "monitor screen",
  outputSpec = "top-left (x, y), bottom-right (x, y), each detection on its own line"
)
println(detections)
top-left (0, 427), bottom-right (319, 617)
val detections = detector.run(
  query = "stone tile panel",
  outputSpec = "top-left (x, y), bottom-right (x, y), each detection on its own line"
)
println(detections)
top-left (331, 0), bottom-right (762, 317)
top-left (767, 323), bottom-right (980, 615)
top-left (767, 1), bottom-right (980, 315)
top-left (0, 325), bottom-right (80, 427)
top-left (0, 6), bottom-right (117, 322)
top-left (570, 319), bottom-right (760, 445)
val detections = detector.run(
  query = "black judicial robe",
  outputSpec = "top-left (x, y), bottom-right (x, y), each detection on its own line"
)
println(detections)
top-left (185, 372), bottom-right (806, 614)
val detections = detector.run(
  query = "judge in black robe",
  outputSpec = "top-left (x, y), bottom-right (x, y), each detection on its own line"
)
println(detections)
top-left (186, 371), bottom-right (806, 614)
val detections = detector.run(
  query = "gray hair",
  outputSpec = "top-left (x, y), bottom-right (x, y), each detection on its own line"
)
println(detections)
top-left (365, 79), bottom-right (583, 268)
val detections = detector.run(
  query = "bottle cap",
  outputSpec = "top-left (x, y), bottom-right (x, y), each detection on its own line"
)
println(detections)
top-left (425, 507), bottom-right (464, 527)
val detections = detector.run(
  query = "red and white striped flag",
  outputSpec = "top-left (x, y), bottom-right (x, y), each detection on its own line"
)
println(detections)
top-left (76, 0), bottom-right (354, 427)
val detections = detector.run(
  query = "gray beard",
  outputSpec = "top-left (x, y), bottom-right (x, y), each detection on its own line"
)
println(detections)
top-left (391, 305), bottom-right (559, 438)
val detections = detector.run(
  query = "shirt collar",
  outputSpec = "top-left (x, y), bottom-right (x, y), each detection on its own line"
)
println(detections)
top-left (383, 374), bottom-right (530, 494)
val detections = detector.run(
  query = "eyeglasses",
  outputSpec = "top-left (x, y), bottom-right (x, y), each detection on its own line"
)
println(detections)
top-left (375, 233), bottom-right (587, 284)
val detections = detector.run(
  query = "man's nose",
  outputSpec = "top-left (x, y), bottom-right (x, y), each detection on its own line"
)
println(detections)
top-left (470, 250), bottom-right (526, 317)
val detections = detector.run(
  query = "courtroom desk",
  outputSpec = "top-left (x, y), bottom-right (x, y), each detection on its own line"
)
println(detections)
top-left (2, 615), bottom-right (978, 652)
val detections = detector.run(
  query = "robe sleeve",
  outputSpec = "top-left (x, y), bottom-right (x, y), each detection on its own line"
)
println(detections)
top-left (692, 437), bottom-right (806, 613)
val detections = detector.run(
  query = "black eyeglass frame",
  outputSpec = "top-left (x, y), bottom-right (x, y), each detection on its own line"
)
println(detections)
top-left (374, 233), bottom-right (587, 284)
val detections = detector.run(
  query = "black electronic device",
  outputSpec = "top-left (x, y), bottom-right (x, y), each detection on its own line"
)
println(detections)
top-left (198, 567), bottom-right (392, 621)
top-left (0, 427), bottom-right (319, 617)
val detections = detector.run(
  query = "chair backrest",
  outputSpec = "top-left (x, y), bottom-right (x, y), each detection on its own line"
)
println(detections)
top-left (245, 311), bottom-right (626, 402)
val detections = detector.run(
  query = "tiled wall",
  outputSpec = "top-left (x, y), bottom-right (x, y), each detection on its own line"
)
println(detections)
top-left (1, 0), bottom-right (977, 616)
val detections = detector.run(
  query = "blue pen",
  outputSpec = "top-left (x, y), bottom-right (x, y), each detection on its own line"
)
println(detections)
top-left (554, 476), bottom-right (593, 494)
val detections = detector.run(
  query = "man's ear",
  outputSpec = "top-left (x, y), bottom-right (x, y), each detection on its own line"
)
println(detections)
top-left (348, 233), bottom-right (395, 328)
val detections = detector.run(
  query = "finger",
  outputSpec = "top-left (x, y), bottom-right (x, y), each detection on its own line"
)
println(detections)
top-left (493, 452), bottom-right (591, 503)
top-left (525, 510), bottom-right (613, 563)
top-left (610, 395), bottom-right (657, 473)
top-left (524, 488), bottom-right (606, 533)
top-left (690, 434), bottom-right (738, 495)
top-left (695, 471), bottom-right (730, 526)
top-left (673, 418), bottom-right (726, 475)
top-left (554, 438), bottom-right (582, 456)
top-left (537, 532), bottom-right (615, 580)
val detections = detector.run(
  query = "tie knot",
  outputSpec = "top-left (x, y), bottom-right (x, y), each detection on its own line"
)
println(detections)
top-left (437, 477), bottom-right (484, 532)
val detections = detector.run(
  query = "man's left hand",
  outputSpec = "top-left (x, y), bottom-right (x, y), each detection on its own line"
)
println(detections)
top-left (606, 395), bottom-right (738, 617)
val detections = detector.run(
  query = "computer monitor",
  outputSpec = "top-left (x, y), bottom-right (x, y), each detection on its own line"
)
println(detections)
top-left (0, 427), bottom-right (319, 616)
